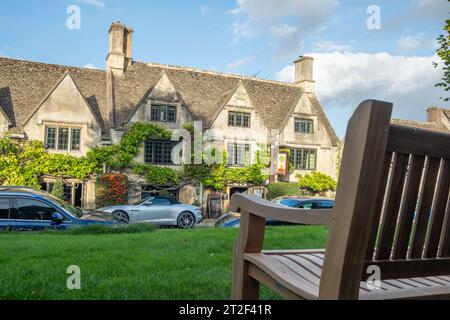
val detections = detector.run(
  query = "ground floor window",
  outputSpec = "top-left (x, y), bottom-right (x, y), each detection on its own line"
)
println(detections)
top-left (144, 139), bottom-right (178, 165)
top-left (227, 143), bottom-right (251, 167)
top-left (290, 148), bottom-right (317, 170)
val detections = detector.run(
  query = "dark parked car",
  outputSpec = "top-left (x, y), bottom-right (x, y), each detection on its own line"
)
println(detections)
top-left (216, 198), bottom-right (334, 228)
top-left (0, 187), bottom-right (126, 231)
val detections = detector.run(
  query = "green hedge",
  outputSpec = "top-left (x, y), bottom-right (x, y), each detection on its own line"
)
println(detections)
top-left (267, 182), bottom-right (303, 200)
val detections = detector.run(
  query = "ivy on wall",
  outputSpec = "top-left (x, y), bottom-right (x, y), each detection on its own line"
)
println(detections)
top-left (0, 136), bottom-right (96, 188)
top-left (0, 122), bottom-right (270, 191)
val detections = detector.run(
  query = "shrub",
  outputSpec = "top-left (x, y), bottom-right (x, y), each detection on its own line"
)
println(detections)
top-left (267, 182), bottom-right (302, 200)
top-left (296, 172), bottom-right (337, 195)
top-left (50, 179), bottom-right (65, 200)
top-left (95, 174), bottom-right (128, 208)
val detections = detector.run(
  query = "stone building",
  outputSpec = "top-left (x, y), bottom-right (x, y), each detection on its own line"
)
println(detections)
top-left (0, 22), bottom-right (339, 212)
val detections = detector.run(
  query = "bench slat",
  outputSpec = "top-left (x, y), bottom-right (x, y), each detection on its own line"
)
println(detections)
top-left (376, 153), bottom-right (409, 260)
top-left (393, 155), bottom-right (426, 259)
top-left (409, 157), bottom-right (441, 258)
top-left (425, 159), bottom-right (450, 258)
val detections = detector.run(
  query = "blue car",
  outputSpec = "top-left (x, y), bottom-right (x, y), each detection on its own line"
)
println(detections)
top-left (216, 198), bottom-right (334, 228)
top-left (0, 187), bottom-right (125, 231)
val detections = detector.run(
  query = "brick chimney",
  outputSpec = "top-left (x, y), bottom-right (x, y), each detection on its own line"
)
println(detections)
top-left (106, 21), bottom-right (133, 75)
top-left (294, 56), bottom-right (315, 93)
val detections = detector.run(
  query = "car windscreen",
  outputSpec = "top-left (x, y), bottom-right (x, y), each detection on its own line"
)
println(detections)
top-left (45, 194), bottom-right (83, 218)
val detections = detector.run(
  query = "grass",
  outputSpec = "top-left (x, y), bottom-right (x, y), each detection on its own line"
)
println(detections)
top-left (0, 226), bottom-right (328, 300)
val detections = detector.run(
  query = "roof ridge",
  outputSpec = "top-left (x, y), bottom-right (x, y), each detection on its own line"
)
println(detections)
top-left (0, 56), bottom-right (105, 73)
top-left (138, 61), bottom-right (298, 87)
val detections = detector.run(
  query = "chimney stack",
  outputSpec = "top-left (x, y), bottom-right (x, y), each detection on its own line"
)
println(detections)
top-left (106, 21), bottom-right (133, 75)
top-left (294, 56), bottom-right (315, 93)
top-left (427, 107), bottom-right (444, 125)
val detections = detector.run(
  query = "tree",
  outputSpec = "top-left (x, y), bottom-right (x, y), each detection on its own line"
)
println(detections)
top-left (296, 172), bottom-right (337, 195)
top-left (434, 6), bottom-right (450, 101)
top-left (51, 179), bottom-right (66, 201)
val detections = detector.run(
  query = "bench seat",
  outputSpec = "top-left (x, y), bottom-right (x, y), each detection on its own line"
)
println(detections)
top-left (246, 250), bottom-right (450, 300)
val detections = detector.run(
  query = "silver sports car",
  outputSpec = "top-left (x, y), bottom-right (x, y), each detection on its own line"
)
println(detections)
top-left (99, 196), bottom-right (203, 229)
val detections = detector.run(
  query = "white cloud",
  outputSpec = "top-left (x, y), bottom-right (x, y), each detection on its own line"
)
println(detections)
top-left (227, 58), bottom-right (250, 70)
top-left (200, 5), bottom-right (210, 16)
top-left (77, 0), bottom-right (105, 9)
top-left (229, 0), bottom-right (339, 50)
top-left (83, 63), bottom-right (98, 69)
top-left (275, 52), bottom-right (445, 134)
top-left (270, 24), bottom-right (298, 38)
top-left (397, 33), bottom-right (438, 52)
top-left (312, 41), bottom-right (353, 53)
top-left (397, 34), bottom-right (426, 51)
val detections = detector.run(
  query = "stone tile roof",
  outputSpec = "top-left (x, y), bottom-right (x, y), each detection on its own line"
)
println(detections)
top-left (0, 57), bottom-right (107, 134)
top-left (0, 57), bottom-right (339, 146)
top-left (391, 118), bottom-right (449, 133)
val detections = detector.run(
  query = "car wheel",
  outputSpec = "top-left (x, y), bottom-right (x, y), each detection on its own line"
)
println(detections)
top-left (177, 212), bottom-right (195, 229)
top-left (113, 210), bottom-right (129, 223)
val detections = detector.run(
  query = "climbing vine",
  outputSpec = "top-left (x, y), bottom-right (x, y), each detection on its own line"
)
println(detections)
top-left (0, 122), bottom-right (270, 190)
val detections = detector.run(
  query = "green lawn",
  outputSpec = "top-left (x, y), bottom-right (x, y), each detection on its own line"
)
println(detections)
top-left (0, 226), bottom-right (328, 300)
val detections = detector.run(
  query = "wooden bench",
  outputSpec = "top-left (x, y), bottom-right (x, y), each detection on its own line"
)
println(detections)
top-left (231, 100), bottom-right (450, 300)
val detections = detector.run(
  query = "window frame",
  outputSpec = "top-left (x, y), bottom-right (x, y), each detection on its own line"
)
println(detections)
top-left (44, 125), bottom-right (82, 152)
top-left (14, 197), bottom-right (60, 221)
top-left (228, 111), bottom-right (251, 128)
top-left (289, 148), bottom-right (317, 171)
top-left (227, 143), bottom-right (251, 167)
top-left (151, 104), bottom-right (177, 123)
top-left (294, 118), bottom-right (314, 134)
top-left (0, 197), bottom-right (11, 220)
top-left (144, 139), bottom-right (179, 165)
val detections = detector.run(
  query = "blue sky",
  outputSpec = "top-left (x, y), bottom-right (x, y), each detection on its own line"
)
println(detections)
top-left (0, 0), bottom-right (448, 136)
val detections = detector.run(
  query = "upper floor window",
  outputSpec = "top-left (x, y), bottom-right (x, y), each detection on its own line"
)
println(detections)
top-left (227, 143), bottom-right (251, 167)
top-left (290, 148), bottom-right (317, 170)
top-left (45, 126), bottom-right (81, 151)
top-left (151, 105), bottom-right (177, 123)
top-left (144, 139), bottom-right (178, 165)
top-left (295, 118), bottom-right (314, 134)
top-left (228, 112), bottom-right (250, 128)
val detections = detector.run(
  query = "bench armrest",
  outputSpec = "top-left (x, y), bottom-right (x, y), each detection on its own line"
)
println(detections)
top-left (230, 193), bottom-right (332, 226)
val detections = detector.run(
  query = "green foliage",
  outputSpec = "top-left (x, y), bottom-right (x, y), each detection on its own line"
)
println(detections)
top-left (267, 182), bottom-right (302, 200)
top-left (1, 121), bottom-right (269, 191)
top-left (296, 172), bottom-right (337, 195)
top-left (0, 136), bottom-right (96, 188)
top-left (133, 163), bottom-right (180, 185)
top-left (434, 11), bottom-right (450, 101)
top-left (87, 123), bottom-right (172, 170)
top-left (95, 174), bottom-right (128, 208)
top-left (50, 180), bottom-right (65, 200)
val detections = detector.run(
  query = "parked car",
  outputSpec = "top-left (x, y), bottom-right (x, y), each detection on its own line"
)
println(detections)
top-left (0, 187), bottom-right (126, 231)
top-left (272, 197), bottom-right (335, 209)
top-left (216, 198), bottom-right (334, 228)
top-left (99, 196), bottom-right (203, 229)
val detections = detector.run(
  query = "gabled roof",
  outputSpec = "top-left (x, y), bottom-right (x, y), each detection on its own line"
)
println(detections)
top-left (0, 57), bottom-right (107, 133)
top-left (0, 57), bottom-right (338, 145)
top-left (112, 62), bottom-right (306, 130)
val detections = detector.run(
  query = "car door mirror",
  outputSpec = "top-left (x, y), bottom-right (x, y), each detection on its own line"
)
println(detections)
top-left (144, 201), bottom-right (152, 206)
top-left (51, 212), bottom-right (64, 224)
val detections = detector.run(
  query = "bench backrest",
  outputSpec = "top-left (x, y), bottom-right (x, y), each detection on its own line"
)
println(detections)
top-left (319, 100), bottom-right (450, 299)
